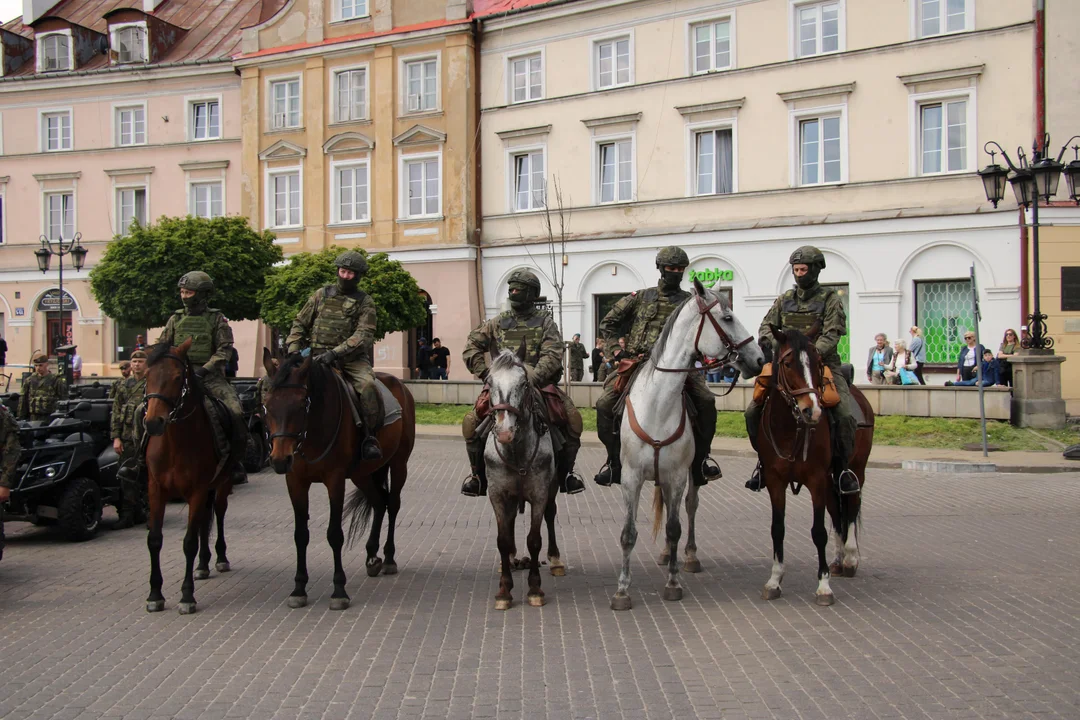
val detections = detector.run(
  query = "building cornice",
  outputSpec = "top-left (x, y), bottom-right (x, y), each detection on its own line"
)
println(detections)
top-left (777, 83), bottom-right (855, 102)
top-left (581, 112), bottom-right (641, 129)
top-left (104, 167), bottom-right (155, 177)
top-left (898, 64), bottom-right (985, 86)
top-left (34, 171), bottom-right (82, 181)
top-left (178, 160), bottom-right (231, 171)
top-left (495, 125), bottom-right (552, 140)
top-left (0, 137), bottom-right (238, 161)
top-left (0, 61), bottom-right (236, 93)
top-left (676, 98), bottom-right (745, 116)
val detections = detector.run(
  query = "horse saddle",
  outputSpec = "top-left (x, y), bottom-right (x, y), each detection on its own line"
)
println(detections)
top-left (201, 395), bottom-right (235, 460)
top-left (752, 363), bottom-right (841, 408)
top-left (611, 358), bottom-right (698, 428)
top-left (474, 384), bottom-right (569, 430)
top-left (330, 371), bottom-right (403, 430)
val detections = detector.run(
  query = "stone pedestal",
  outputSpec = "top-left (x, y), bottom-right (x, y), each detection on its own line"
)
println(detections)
top-left (1009, 350), bottom-right (1067, 428)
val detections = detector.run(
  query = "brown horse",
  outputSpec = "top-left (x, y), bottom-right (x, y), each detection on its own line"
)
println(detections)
top-left (756, 327), bottom-right (873, 606)
top-left (143, 339), bottom-right (234, 614)
top-left (261, 349), bottom-right (415, 610)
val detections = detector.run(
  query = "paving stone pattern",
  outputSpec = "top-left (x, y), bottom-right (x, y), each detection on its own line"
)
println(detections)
top-left (2, 439), bottom-right (1079, 720)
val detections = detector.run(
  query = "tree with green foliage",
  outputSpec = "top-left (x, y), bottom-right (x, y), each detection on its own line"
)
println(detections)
top-left (89, 216), bottom-right (283, 328)
top-left (258, 246), bottom-right (427, 340)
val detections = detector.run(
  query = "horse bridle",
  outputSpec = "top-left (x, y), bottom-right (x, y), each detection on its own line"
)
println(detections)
top-left (488, 363), bottom-right (544, 477)
top-left (266, 378), bottom-right (342, 465)
top-left (763, 346), bottom-right (825, 463)
top-left (144, 353), bottom-right (196, 424)
top-left (653, 291), bottom-right (755, 396)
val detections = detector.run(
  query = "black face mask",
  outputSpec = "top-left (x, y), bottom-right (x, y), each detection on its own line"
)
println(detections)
top-left (508, 284), bottom-right (533, 312)
top-left (337, 275), bottom-right (359, 294)
top-left (795, 267), bottom-right (820, 290)
top-left (183, 293), bottom-right (207, 314)
top-left (660, 270), bottom-right (684, 292)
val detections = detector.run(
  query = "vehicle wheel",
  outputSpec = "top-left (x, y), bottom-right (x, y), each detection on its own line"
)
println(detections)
top-left (58, 477), bottom-right (102, 542)
top-left (243, 430), bottom-right (267, 473)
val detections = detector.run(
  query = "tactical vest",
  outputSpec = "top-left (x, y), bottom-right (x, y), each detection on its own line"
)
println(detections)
top-left (779, 288), bottom-right (828, 336)
top-left (495, 312), bottom-right (547, 368)
top-left (310, 286), bottom-right (367, 352)
top-left (28, 374), bottom-right (61, 416)
top-left (121, 378), bottom-right (146, 438)
top-left (174, 311), bottom-right (216, 365)
top-left (627, 287), bottom-right (689, 356)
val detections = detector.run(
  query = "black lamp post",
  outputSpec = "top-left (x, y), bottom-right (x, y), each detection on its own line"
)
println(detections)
top-left (35, 232), bottom-right (88, 353)
top-left (977, 134), bottom-right (1080, 350)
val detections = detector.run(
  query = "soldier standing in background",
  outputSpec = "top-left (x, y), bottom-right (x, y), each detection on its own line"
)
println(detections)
top-left (111, 350), bottom-right (148, 529)
top-left (19, 351), bottom-right (67, 422)
top-left (566, 334), bottom-right (589, 382)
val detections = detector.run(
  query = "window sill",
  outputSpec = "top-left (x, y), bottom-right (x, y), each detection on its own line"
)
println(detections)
top-left (597, 198), bottom-right (634, 206)
top-left (511, 206), bottom-right (547, 214)
top-left (115, 143), bottom-right (149, 149)
top-left (595, 82), bottom-right (634, 92)
top-left (189, 136), bottom-right (223, 143)
top-left (397, 110), bottom-right (442, 121)
top-left (328, 220), bottom-right (372, 228)
top-left (691, 67), bottom-right (734, 76)
top-left (510, 97), bottom-right (545, 106)
top-left (44, 147), bottom-right (73, 153)
top-left (328, 119), bottom-right (372, 128)
top-left (265, 126), bottom-right (304, 136)
top-left (794, 49), bottom-right (842, 60)
top-left (330, 15), bottom-right (372, 25)
top-left (915, 169), bottom-right (971, 179)
top-left (269, 225), bottom-right (303, 232)
top-left (795, 180), bottom-right (845, 189)
top-left (396, 215), bottom-right (444, 224)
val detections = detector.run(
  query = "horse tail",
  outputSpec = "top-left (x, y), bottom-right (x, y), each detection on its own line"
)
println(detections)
top-left (652, 485), bottom-right (665, 540)
top-left (344, 486), bottom-right (374, 549)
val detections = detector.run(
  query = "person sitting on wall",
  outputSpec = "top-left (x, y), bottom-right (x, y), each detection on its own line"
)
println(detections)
top-left (947, 349), bottom-right (998, 387)
top-left (953, 332), bottom-right (984, 383)
top-left (866, 333), bottom-right (893, 385)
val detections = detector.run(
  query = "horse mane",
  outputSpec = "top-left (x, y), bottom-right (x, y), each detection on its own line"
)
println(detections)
top-left (272, 352), bottom-right (330, 399)
top-left (272, 353), bottom-right (306, 388)
top-left (489, 348), bottom-right (522, 375)
top-left (651, 295), bottom-right (692, 359)
top-left (145, 342), bottom-right (174, 367)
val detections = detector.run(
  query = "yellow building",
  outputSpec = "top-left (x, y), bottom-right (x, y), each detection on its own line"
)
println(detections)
top-left (235, 0), bottom-right (482, 377)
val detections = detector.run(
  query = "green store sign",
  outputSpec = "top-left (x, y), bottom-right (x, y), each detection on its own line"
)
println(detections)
top-left (688, 268), bottom-right (735, 288)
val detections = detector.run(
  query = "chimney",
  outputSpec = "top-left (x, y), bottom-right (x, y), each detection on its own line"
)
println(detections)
top-left (142, 0), bottom-right (163, 12)
top-left (22, 0), bottom-right (58, 25)
top-left (446, 0), bottom-right (473, 21)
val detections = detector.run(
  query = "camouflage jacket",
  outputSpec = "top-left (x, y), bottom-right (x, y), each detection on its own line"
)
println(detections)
top-left (156, 309), bottom-right (234, 374)
top-left (19, 371), bottom-right (67, 420)
top-left (599, 282), bottom-right (691, 358)
top-left (110, 375), bottom-right (147, 441)
top-left (463, 308), bottom-right (564, 387)
top-left (286, 285), bottom-right (377, 364)
top-left (567, 342), bottom-right (589, 371)
top-left (0, 404), bottom-right (20, 489)
top-left (758, 282), bottom-right (846, 369)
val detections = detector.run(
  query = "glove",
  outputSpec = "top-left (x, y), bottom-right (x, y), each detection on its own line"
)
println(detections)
top-left (316, 350), bottom-right (338, 365)
top-left (194, 366), bottom-right (208, 379)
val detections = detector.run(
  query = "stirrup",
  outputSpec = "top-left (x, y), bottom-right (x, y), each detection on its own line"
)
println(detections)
top-left (837, 468), bottom-right (861, 495)
top-left (461, 473), bottom-right (484, 497)
top-left (562, 470), bottom-right (585, 495)
top-left (744, 462), bottom-right (764, 492)
top-left (702, 456), bottom-right (722, 478)
top-left (593, 461), bottom-right (618, 487)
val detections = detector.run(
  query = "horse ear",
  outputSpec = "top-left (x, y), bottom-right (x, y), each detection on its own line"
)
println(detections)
top-left (262, 347), bottom-right (276, 377)
top-left (489, 336), bottom-right (501, 363)
top-left (516, 337), bottom-right (528, 363)
top-left (177, 337), bottom-right (193, 356)
top-left (769, 324), bottom-right (787, 344)
top-left (693, 277), bottom-right (706, 296)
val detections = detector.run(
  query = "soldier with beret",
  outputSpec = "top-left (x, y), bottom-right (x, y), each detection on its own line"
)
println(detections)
top-left (109, 361), bottom-right (132, 400)
top-left (112, 349), bottom-right (148, 528)
top-left (19, 351), bottom-right (67, 422)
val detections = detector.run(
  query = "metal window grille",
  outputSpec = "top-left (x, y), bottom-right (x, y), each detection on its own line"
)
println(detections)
top-left (915, 279), bottom-right (973, 363)
top-left (821, 283), bottom-right (850, 363)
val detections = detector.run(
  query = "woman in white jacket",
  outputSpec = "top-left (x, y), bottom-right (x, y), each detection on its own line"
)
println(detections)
top-left (885, 340), bottom-right (917, 385)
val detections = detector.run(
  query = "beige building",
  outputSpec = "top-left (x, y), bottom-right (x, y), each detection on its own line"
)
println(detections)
top-left (235, 0), bottom-right (483, 377)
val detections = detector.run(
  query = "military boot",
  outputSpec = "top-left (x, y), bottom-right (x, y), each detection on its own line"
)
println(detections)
top-left (836, 464), bottom-right (860, 495)
top-left (745, 462), bottom-right (765, 492)
top-left (361, 433), bottom-right (382, 461)
top-left (461, 445), bottom-right (487, 497)
top-left (594, 457), bottom-right (621, 486)
top-left (559, 443), bottom-right (585, 495)
top-left (114, 464), bottom-right (141, 529)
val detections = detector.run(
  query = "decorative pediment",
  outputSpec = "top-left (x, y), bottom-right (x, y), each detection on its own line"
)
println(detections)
top-left (393, 125), bottom-right (446, 147)
top-left (323, 132), bottom-right (374, 155)
top-left (258, 140), bottom-right (307, 161)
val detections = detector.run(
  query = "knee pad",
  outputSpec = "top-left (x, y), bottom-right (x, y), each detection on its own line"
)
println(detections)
top-left (462, 411), bottom-right (478, 440)
top-left (567, 408), bottom-right (583, 437)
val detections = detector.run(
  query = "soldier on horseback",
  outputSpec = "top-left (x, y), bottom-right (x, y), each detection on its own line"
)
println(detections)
top-left (155, 271), bottom-right (248, 483)
top-left (594, 247), bottom-right (722, 488)
top-left (744, 245), bottom-right (860, 495)
top-left (460, 268), bottom-right (586, 497)
top-left (286, 250), bottom-right (383, 462)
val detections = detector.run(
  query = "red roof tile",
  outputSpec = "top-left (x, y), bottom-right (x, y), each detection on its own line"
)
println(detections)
top-left (471, 0), bottom-right (571, 18)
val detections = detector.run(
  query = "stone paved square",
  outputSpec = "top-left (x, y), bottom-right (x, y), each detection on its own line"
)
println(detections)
top-left (2, 438), bottom-right (1079, 719)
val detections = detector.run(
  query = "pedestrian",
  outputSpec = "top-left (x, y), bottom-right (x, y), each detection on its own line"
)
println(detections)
top-left (429, 338), bottom-right (451, 380)
top-left (0, 333), bottom-right (7, 368)
top-left (19, 351), bottom-right (67, 421)
top-left (71, 350), bottom-right (82, 383)
top-left (704, 356), bottom-right (722, 383)
top-left (907, 326), bottom-right (927, 384)
top-left (416, 337), bottom-right (432, 379)
top-left (951, 331), bottom-right (984, 384)
top-left (865, 333), bottom-right (893, 385)
top-left (997, 328), bottom-right (1019, 387)
top-left (884, 340), bottom-right (916, 384)
top-left (950, 349), bottom-right (998, 386)
top-left (111, 349), bottom-right (148, 529)
top-left (590, 337), bottom-right (604, 382)
top-left (134, 334), bottom-right (147, 351)
top-left (566, 333), bottom-right (589, 382)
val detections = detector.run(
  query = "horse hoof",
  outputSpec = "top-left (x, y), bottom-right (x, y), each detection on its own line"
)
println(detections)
top-left (329, 597), bottom-right (350, 611)
top-left (381, 562), bottom-right (398, 576)
top-left (549, 565), bottom-right (566, 577)
top-left (366, 559), bottom-right (383, 577)
top-left (215, 562), bottom-right (231, 573)
top-left (610, 594), bottom-right (632, 611)
top-left (762, 586), bottom-right (782, 601)
top-left (682, 559), bottom-right (703, 574)
top-left (286, 595), bottom-right (308, 609)
top-left (178, 602), bottom-right (197, 615)
top-left (843, 565), bottom-right (857, 578)
top-left (146, 600), bottom-right (165, 613)
top-left (829, 561), bottom-right (843, 577)
top-left (657, 553), bottom-right (669, 566)
top-left (816, 593), bottom-right (836, 607)
top-left (495, 597), bottom-right (512, 611)
top-left (193, 568), bottom-right (210, 581)
top-left (662, 586), bottom-right (683, 602)
top-left (527, 594), bottom-right (545, 607)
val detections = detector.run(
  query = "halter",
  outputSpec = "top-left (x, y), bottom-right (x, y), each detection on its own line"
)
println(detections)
top-left (653, 291), bottom-right (755, 396)
top-left (488, 364), bottom-right (545, 477)
top-left (266, 376), bottom-right (343, 465)
top-left (144, 353), bottom-right (196, 425)
top-left (762, 346), bottom-right (825, 463)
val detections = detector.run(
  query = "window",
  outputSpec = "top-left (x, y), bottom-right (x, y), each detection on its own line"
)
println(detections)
top-left (42, 111), bottom-right (72, 151)
top-left (334, 69), bottom-right (367, 122)
top-left (334, 164), bottom-right (370, 224)
top-left (336, 0), bottom-right (368, 20)
top-left (403, 157), bottom-right (440, 218)
top-left (115, 324), bottom-right (146, 362)
top-left (270, 79), bottom-right (301, 129)
top-left (39, 34), bottom-right (71, 72)
top-left (691, 19), bottom-right (732, 74)
top-left (191, 182), bottom-right (223, 219)
top-left (45, 192), bottom-right (74, 240)
top-left (114, 26), bottom-right (147, 64)
top-left (404, 59), bottom-right (437, 113)
top-left (512, 150), bottom-right (545, 211)
top-left (1062, 267), bottom-right (1080, 312)
top-left (799, 115), bottom-right (841, 185)
top-left (918, 0), bottom-right (967, 37)
top-left (694, 128), bottom-right (733, 195)
top-left (598, 139), bottom-right (633, 203)
top-left (269, 172), bottom-right (301, 228)
top-left (117, 188), bottom-right (147, 235)
top-left (595, 37), bottom-right (631, 89)
top-left (919, 99), bottom-right (967, 174)
top-left (116, 106), bottom-right (146, 146)
top-left (915, 279), bottom-right (974, 363)
top-left (795, 1), bottom-right (840, 57)
top-left (191, 100), bottom-right (220, 140)
top-left (509, 53), bottom-right (542, 103)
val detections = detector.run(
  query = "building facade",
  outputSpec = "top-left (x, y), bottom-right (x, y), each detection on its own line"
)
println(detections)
top-left (477, 0), bottom-right (1036, 383)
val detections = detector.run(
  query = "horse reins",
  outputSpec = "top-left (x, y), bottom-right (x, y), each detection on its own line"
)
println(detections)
top-left (144, 353), bottom-right (197, 424)
top-left (762, 347), bottom-right (825, 463)
top-left (489, 382), bottom-right (543, 477)
top-left (268, 376), bottom-right (344, 465)
top-left (625, 394), bottom-right (688, 486)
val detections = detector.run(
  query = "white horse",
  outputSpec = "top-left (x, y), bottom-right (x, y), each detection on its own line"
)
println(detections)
top-left (611, 279), bottom-right (764, 611)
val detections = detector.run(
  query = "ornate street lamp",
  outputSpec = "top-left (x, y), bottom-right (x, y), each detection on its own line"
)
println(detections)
top-left (36, 232), bottom-right (88, 354)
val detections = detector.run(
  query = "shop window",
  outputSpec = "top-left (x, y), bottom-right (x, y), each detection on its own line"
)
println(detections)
top-left (915, 279), bottom-right (974, 363)
top-left (115, 324), bottom-right (145, 362)
top-left (1062, 267), bottom-right (1080, 312)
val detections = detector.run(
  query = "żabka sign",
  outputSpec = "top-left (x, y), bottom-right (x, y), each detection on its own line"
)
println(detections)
top-left (688, 268), bottom-right (734, 288)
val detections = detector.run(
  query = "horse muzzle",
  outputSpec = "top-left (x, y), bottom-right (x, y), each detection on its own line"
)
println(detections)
top-left (496, 428), bottom-right (515, 445)
top-left (271, 453), bottom-right (293, 475)
top-left (144, 416), bottom-right (166, 437)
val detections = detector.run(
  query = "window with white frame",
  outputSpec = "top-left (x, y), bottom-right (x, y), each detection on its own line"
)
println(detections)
top-left (799, 115), bottom-right (842, 185)
top-left (191, 182), bottom-right (223, 219)
top-left (919, 98), bottom-right (968, 174)
top-left (404, 59), bottom-right (438, 113)
top-left (336, 0), bottom-right (368, 20)
top-left (191, 100), bottom-right (220, 140)
top-left (595, 37), bottom-right (631, 89)
top-left (269, 171), bottom-right (301, 228)
top-left (795, 1), bottom-right (840, 57)
top-left (403, 156), bottom-right (440, 218)
top-left (918, 0), bottom-right (967, 37)
top-left (114, 25), bottom-right (147, 64)
top-left (509, 53), bottom-right (542, 103)
top-left (42, 111), bottom-right (72, 151)
top-left (117, 188), bottom-right (147, 235)
top-left (333, 68), bottom-right (367, 122)
top-left (270, 79), bottom-right (301, 129)
top-left (116, 105), bottom-right (146, 146)
top-left (511, 150), bottom-right (545, 211)
top-left (334, 163), bottom-right (370, 224)
top-left (39, 34), bottom-right (71, 72)
top-left (691, 19), bottom-right (732, 74)
top-left (598, 138), bottom-right (633, 203)
top-left (694, 128), bottom-right (734, 195)
top-left (45, 192), bottom-right (74, 240)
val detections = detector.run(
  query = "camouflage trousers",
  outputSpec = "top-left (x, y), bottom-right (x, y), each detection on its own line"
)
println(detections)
top-left (201, 371), bottom-right (247, 462)
top-left (340, 357), bottom-right (383, 433)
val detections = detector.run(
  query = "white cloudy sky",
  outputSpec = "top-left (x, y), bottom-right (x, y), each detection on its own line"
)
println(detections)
top-left (0, 0), bottom-right (21, 24)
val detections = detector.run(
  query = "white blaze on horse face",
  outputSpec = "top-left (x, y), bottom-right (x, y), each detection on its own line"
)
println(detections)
top-left (800, 350), bottom-right (821, 422)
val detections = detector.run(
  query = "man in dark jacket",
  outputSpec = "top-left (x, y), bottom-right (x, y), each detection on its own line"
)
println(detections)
top-left (416, 337), bottom-right (432, 379)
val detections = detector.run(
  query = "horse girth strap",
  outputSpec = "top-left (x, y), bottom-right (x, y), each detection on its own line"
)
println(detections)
top-left (625, 394), bottom-right (688, 485)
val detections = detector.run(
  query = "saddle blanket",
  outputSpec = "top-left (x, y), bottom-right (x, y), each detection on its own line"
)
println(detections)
top-left (333, 373), bottom-right (403, 429)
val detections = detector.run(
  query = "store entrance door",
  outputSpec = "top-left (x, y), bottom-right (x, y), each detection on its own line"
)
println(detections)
top-left (46, 317), bottom-right (73, 357)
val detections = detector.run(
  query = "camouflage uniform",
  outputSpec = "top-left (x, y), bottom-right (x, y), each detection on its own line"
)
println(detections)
top-left (19, 355), bottom-right (67, 422)
top-left (111, 360), bottom-right (147, 528)
top-left (460, 269), bottom-right (584, 496)
top-left (109, 362), bottom-right (131, 400)
top-left (744, 245), bottom-right (859, 494)
top-left (567, 340), bottom-right (589, 382)
top-left (286, 250), bottom-right (383, 459)
top-left (0, 404), bottom-right (21, 559)
top-left (594, 247), bottom-right (720, 487)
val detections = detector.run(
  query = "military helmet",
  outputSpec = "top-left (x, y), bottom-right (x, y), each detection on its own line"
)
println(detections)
top-left (334, 250), bottom-right (369, 275)
top-left (655, 246), bottom-right (690, 269)
top-left (789, 245), bottom-right (826, 270)
top-left (178, 271), bottom-right (215, 292)
top-left (507, 268), bottom-right (542, 294)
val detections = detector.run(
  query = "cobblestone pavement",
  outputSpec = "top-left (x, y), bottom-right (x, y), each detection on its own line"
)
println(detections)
top-left (2, 439), bottom-right (1080, 720)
